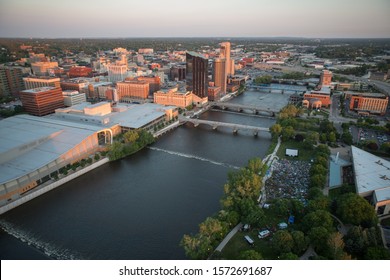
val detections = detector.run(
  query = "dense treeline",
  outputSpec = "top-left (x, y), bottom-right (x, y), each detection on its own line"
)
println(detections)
top-left (107, 129), bottom-right (154, 161)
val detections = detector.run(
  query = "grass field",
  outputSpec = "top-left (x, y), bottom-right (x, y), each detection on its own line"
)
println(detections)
top-left (276, 140), bottom-right (315, 161)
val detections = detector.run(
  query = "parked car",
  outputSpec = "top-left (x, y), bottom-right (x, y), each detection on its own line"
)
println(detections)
top-left (258, 229), bottom-right (271, 239)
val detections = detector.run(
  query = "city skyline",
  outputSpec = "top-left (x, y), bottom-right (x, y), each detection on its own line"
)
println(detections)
top-left (1, 0), bottom-right (390, 38)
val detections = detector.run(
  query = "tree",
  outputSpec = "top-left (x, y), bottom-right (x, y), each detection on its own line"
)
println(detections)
top-left (328, 132), bottom-right (336, 143)
top-left (308, 226), bottom-right (331, 255)
top-left (199, 217), bottom-right (227, 245)
top-left (302, 210), bottom-right (333, 233)
top-left (305, 131), bottom-right (319, 149)
top-left (365, 246), bottom-right (390, 260)
top-left (239, 250), bottom-right (263, 260)
top-left (280, 252), bottom-right (299, 259)
top-left (272, 230), bottom-right (294, 254)
top-left (307, 196), bottom-right (330, 212)
top-left (310, 164), bottom-right (327, 176)
top-left (291, 230), bottom-right (309, 255)
top-left (254, 75), bottom-right (272, 84)
top-left (310, 174), bottom-right (326, 188)
top-left (281, 126), bottom-right (295, 141)
top-left (341, 131), bottom-right (353, 145)
top-left (320, 133), bottom-right (328, 143)
top-left (107, 142), bottom-right (124, 161)
top-left (326, 232), bottom-right (348, 260)
top-left (180, 234), bottom-right (212, 260)
top-left (270, 124), bottom-right (282, 139)
top-left (336, 193), bottom-right (377, 227)
top-left (272, 198), bottom-right (290, 217)
top-left (243, 207), bottom-right (265, 228)
top-left (246, 157), bottom-right (264, 175)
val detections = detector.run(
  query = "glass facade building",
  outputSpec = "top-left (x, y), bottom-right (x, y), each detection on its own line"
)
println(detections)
top-left (186, 51), bottom-right (208, 98)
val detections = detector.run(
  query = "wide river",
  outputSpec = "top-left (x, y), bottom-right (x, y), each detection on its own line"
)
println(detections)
top-left (0, 88), bottom-right (294, 260)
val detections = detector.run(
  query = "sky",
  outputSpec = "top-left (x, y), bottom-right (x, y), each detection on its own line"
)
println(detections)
top-left (0, 0), bottom-right (389, 38)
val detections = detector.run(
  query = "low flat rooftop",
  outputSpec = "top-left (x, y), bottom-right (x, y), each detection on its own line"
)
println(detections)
top-left (21, 86), bottom-right (57, 93)
top-left (351, 146), bottom-right (390, 196)
top-left (0, 115), bottom-right (103, 185)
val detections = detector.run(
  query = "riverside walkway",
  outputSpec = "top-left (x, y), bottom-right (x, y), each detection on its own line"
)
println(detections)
top-left (213, 137), bottom-right (281, 254)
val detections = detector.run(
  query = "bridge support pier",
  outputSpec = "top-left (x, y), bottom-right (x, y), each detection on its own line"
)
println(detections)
top-left (212, 126), bottom-right (217, 130)
top-left (253, 131), bottom-right (258, 137)
top-left (233, 128), bottom-right (238, 134)
top-left (194, 123), bottom-right (199, 127)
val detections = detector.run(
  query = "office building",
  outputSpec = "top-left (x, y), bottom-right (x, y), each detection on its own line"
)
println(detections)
top-left (0, 66), bottom-right (25, 97)
top-left (31, 62), bottom-right (59, 76)
top-left (320, 70), bottom-right (332, 86)
top-left (213, 58), bottom-right (227, 94)
top-left (116, 80), bottom-right (149, 101)
top-left (20, 87), bottom-right (64, 116)
top-left (170, 65), bottom-right (186, 81)
top-left (24, 77), bottom-right (61, 90)
top-left (186, 51), bottom-right (208, 99)
top-left (154, 88), bottom-right (193, 108)
top-left (69, 66), bottom-right (92, 78)
top-left (136, 76), bottom-right (161, 96)
top-left (220, 42), bottom-right (234, 76)
top-left (62, 90), bottom-right (87, 107)
top-left (108, 64), bottom-right (127, 82)
top-left (346, 92), bottom-right (388, 115)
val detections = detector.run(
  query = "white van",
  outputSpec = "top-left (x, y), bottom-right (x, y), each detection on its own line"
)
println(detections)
top-left (258, 230), bottom-right (271, 239)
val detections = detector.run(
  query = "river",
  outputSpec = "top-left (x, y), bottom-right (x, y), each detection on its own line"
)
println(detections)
top-left (0, 88), bottom-right (295, 260)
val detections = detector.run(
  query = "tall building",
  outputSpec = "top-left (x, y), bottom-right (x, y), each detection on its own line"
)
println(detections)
top-left (170, 65), bottom-right (186, 81)
top-left (108, 64), bottom-right (128, 82)
top-left (186, 51), bottom-right (208, 98)
top-left (320, 70), bottom-right (332, 86)
top-left (213, 58), bottom-right (227, 94)
top-left (220, 42), bottom-right (234, 76)
top-left (24, 77), bottom-right (61, 90)
top-left (116, 80), bottom-right (149, 101)
top-left (20, 87), bottom-right (64, 116)
top-left (31, 62), bottom-right (59, 76)
top-left (0, 66), bottom-right (25, 97)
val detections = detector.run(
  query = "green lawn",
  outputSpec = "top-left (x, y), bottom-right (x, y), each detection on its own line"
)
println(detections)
top-left (220, 231), bottom-right (278, 260)
top-left (276, 140), bottom-right (315, 161)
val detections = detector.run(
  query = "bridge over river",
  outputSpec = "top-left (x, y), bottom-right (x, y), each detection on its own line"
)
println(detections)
top-left (210, 102), bottom-right (277, 116)
top-left (179, 116), bottom-right (270, 136)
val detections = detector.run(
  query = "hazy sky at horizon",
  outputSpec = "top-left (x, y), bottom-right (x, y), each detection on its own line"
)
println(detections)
top-left (0, 0), bottom-right (389, 38)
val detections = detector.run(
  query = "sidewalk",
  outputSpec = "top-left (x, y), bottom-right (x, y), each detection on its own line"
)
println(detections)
top-left (215, 223), bottom-right (243, 252)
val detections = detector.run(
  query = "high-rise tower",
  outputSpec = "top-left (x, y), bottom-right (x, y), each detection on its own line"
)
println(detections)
top-left (186, 52), bottom-right (208, 98)
top-left (220, 42), bottom-right (234, 76)
top-left (213, 58), bottom-right (227, 94)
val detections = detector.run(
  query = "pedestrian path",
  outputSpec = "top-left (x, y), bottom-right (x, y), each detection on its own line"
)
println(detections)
top-left (215, 223), bottom-right (243, 252)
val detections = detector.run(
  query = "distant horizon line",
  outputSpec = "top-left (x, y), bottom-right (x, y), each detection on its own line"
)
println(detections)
top-left (1, 36), bottom-right (390, 40)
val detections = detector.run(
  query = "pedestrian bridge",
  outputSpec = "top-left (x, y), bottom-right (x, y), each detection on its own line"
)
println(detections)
top-left (179, 116), bottom-right (270, 135)
top-left (210, 102), bottom-right (277, 116)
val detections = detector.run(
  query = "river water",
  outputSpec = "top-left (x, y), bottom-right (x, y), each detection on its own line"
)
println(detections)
top-left (0, 88), bottom-right (295, 260)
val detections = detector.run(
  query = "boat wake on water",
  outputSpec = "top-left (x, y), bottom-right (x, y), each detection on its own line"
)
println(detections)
top-left (148, 147), bottom-right (240, 170)
top-left (0, 220), bottom-right (83, 260)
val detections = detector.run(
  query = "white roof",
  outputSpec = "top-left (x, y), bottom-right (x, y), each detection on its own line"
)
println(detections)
top-left (374, 188), bottom-right (390, 203)
top-left (108, 103), bottom-right (175, 129)
top-left (351, 146), bottom-right (390, 196)
top-left (0, 115), bottom-right (103, 184)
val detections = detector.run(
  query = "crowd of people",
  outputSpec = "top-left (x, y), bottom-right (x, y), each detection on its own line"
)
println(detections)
top-left (265, 159), bottom-right (311, 202)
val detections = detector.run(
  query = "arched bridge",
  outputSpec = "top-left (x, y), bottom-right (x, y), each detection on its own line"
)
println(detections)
top-left (210, 102), bottom-right (277, 116)
top-left (179, 116), bottom-right (270, 136)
